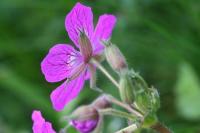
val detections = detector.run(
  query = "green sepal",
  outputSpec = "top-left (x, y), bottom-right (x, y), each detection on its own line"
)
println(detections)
top-left (142, 113), bottom-right (158, 128)
top-left (119, 71), bottom-right (135, 104)
top-left (130, 70), bottom-right (160, 113)
top-left (135, 86), bottom-right (160, 113)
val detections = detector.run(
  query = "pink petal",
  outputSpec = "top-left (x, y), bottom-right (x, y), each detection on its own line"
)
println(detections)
top-left (43, 122), bottom-right (56, 133)
top-left (65, 2), bottom-right (94, 48)
top-left (41, 44), bottom-right (82, 83)
top-left (32, 110), bottom-right (56, 133)
top-left (50, 71), bottom-right (86, 111)
top-left (92, 14), bottom-right (117, 53)
top-left (32, 111), bottom-right (45, 133)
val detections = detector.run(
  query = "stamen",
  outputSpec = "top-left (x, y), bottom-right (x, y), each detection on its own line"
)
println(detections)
top-left (78, 31), bottom-right (93, 63)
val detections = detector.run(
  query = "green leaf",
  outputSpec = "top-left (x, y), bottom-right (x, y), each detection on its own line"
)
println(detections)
top-left (175, 62), bottom-right (200, 120)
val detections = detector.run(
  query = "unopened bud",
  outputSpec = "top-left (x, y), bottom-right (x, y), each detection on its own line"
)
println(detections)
top-left (79, 32), bottom-right (93, 63)
top-left (135, 87), bottom-right (160, 113)
top-left (92, 94), bottom-right (111, 109)
top-left (129, 70), bottom-right (160, 113)
top-left (104, 42), bottom-right (128, 73)
top-left (70, 105), bottom-right (99, 133)
top-left (119, 72), bottom-right (135, 104)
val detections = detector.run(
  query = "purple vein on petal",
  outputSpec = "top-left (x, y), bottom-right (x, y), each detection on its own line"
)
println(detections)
top-left (50, 71), bottom-right (86, 111)
top-left (65, 2), bottom-right (94, 48)
top-left (41, 44), bottom-right (82, 82)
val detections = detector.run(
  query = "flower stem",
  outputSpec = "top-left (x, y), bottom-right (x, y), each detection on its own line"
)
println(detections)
top-left (90, 58), bottom-right (120, 89)
top-left (59, 124), bottom-right (71, 133)
top-left (151, 122), bottom-right (172, 133)
top-left (98, 108), bottom-right (136, 120)
top-left (106, 94), bottom-right (143, 118)
top-left (115, 124), bottom-right (138, 133)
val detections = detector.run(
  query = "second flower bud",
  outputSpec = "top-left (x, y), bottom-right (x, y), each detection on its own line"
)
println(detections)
top-left (104, 41), bottom-right (128, 73)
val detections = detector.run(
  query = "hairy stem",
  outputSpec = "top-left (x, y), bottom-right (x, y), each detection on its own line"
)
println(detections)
top-left (106, 95), bottom-right (143, 118)
top-left (98, 108), bottom-right (136, 120)
top-left (115, 124), bottom-right (138, 133)
top-left (90, 58), bottom-right (120, 89)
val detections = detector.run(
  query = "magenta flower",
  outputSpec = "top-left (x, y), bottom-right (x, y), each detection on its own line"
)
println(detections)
top-left (69, 105), bottom-right (99, 133)
top-left (41, 2), bottom-right (116, 111)
top-left (32, 110), bottom-right (56, 133)
top-left (71, 119), bottom-right (99, 133)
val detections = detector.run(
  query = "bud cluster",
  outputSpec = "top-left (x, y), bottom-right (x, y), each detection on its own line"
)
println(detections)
top-left (68, 40), bottom-right (161, 132)
top-left (104, 41), bottom-right (160, 114)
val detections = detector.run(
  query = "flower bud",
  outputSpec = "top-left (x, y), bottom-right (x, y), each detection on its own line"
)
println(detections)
top-left (119, 72), bottom-right (135, 104)
top-left (92, 94), bottom-right (111, 109)
top-left (70, 105), bottom-right (99, 133)
top-left (79, 32), bottom-right (93, 63)
top-left (104, 42), bottom-right (128, 73)
top-left (135, 87), bottom-right (160, 113)
top-left (129, 71), bottom-right (160, 113)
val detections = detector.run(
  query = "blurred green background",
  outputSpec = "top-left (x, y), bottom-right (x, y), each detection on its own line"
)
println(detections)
top-left (1, 0), bottom-right (200, 132)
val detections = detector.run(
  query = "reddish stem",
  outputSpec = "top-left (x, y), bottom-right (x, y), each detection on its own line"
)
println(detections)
top-left (151, 122), bottom-right (171, 133)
